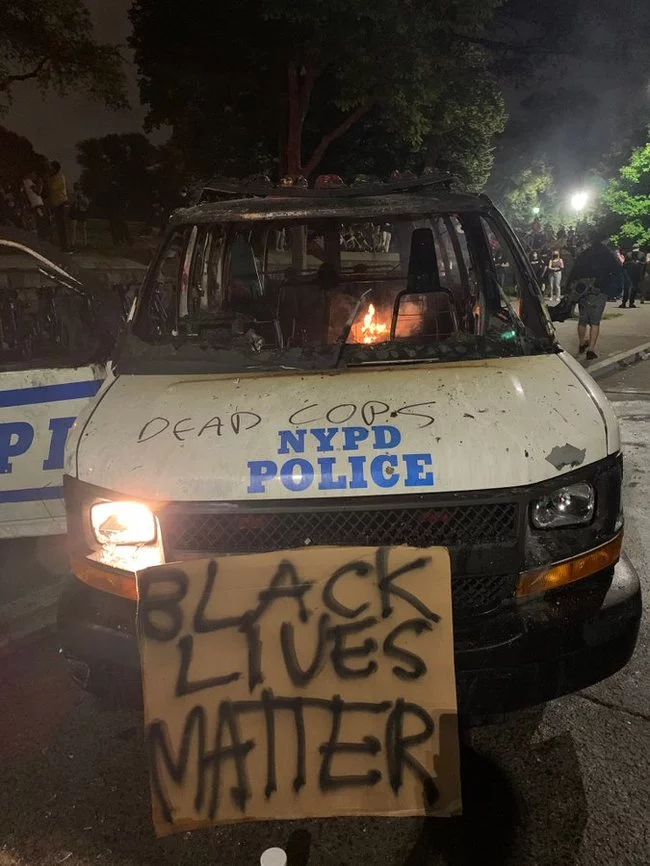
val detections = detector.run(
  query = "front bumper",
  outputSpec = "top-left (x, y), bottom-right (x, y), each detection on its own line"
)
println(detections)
top-left (57, 554), bottom-right (642, 719)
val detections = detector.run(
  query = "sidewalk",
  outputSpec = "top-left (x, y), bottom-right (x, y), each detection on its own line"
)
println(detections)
top-left (553, 302), bottom-right (650, 378)
top-left (0, 536), bottom-right (68, 657)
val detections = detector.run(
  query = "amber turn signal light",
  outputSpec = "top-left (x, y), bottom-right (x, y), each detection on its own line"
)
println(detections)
top-left (517, 534), bottom-right (623, 599)
top-left (70, 555), bottom-right (138, 601)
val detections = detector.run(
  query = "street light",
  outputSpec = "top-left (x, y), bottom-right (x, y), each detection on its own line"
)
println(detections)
top-left (570, 191), bottom-right (589, 212)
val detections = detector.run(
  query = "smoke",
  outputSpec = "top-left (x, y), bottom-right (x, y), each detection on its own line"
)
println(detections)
top-left (493, 0), bottom-right (650, 189)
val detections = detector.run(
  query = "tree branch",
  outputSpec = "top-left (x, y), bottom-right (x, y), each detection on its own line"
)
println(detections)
top-left (299, 64), bottom-right (318, 123)
top-left (0, 58), bottom-right (49, 91)
top-left (303, 103), bottom-right (370, 176)
top-left (287, 60), bottom-right (299, 105)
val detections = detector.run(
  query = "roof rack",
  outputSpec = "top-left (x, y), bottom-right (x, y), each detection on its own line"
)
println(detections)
top-left (197, 173), bottom-right (459, 203)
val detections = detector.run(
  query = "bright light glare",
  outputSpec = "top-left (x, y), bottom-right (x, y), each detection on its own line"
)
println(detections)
top-left (91, 501), bottom-right (157, 545)
top-left (570, 191), bottom-right (589, 211)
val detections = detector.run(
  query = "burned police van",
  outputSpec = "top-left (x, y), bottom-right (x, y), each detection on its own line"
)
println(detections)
top-left (58, 176), bottom-right (641, 716)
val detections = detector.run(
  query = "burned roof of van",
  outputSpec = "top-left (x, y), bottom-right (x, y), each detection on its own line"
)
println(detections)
top-left (169, 176), bottom-right (492, 225)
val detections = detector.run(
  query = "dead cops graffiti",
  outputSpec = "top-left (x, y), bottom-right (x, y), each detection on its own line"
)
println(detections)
top-left (137, 546), bottom-right (460, 835)
top-left (247, 425), bottom-right (434, 494)
top-left (134, 399), bottom-right (437, 496)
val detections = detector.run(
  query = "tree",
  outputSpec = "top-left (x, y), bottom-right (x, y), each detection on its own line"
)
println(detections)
top-left (0, 0), bottom-right (127, 116)
top-left (301, 74), bottom-right (506, 188)
top-left (76, 133), bottom-right (186, 219)
top-left (489, 159), bottom-right (555, 228)
top-left (602, 136), bottom-right (650, 246)
top-left (77, 133), bottom-right (158, 219)
top-left (0, 125), bottom-right (48, 188)
top-left (129, 0), bottom-right (505, 182)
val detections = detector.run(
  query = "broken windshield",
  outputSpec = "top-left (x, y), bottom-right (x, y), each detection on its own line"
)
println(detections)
top-left (123, 211), bottom-right (555, 373)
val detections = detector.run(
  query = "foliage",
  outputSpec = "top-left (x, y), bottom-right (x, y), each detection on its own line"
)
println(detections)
top-left (602, 137), bottom-right (650, 246)
top-left (76, 134), bottom-right (188, 219)
top-left (0, 0), bottom-right (127, 115)
top-left (77, 134), bottom-right (158, 219)
top-left (0, 125), bottom-right (48, 189)
top-left (129, 0), bottom-right (506, 181)
top-left (488, 159), bottom-right (555, 227)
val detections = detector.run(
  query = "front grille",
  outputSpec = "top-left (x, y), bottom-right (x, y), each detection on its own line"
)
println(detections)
top-left (161, 502), bottom-right (518, 554)
top-left (452, 573), bottom-right (516, 615)
top-left (159, 502), bottom-right (519, 619)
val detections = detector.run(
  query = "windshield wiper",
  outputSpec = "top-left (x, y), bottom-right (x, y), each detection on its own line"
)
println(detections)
top-left (332, 287), bottom-right (373, 367)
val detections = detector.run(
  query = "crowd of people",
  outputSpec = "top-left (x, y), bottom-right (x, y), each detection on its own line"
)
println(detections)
top-left (523, 217), bottom-right (648, 310)
top-left (527, 218), bottom-right (650, 361)
top-left (0, 161), bottom-right (90, 252)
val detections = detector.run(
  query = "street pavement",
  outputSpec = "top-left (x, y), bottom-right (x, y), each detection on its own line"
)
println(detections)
top-left (1, 366), bottom-right (649, 866)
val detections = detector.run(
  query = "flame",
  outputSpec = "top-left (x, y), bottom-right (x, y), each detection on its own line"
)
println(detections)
top-left (361, 303), bottom-right (388, 344)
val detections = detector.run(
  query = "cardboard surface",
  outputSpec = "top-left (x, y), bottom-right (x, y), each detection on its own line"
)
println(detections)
top-left (137, 546), bottom-right (461, 836)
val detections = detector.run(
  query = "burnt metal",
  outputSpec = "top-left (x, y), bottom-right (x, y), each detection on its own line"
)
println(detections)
top-left (171, 191), bottom-right (492, 226)
top-left (198, 173), bottom-right (459, 203)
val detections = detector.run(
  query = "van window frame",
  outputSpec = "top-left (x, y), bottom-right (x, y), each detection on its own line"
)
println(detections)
top-left (123, 208), bottom-right (556, 374)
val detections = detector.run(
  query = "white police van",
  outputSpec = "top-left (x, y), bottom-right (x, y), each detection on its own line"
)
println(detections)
top-left (0, 231), bottom-right (123, 538)
top-left (58, 177), bottom-right (641, 715)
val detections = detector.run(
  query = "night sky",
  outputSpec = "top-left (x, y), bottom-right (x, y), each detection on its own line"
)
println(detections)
top-left (4, 0), bottom-right (155, 181)
top-left (3, 0), bottom-right (649, 184)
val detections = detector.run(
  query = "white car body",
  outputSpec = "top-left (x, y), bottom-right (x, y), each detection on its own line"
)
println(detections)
top-left (0, 365), bottom-right (103, 537)
top-left (66, 352), bottom-right (619, 504)
top-left (0, 233), bottom-right (140, 537)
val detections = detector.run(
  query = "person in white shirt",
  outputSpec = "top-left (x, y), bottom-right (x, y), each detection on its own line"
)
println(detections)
top-left (22, 172), bottom-right (49, 240)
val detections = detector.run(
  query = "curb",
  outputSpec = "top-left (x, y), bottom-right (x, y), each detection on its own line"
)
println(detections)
top-left (588, 341), bottom-right (650, 381)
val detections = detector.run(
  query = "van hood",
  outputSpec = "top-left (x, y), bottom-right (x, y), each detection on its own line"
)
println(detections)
top-left (71, 354), bottom-right (615, 502)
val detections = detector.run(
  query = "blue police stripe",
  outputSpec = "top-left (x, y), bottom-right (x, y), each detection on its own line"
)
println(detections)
top-left (0, 379), bottom-right (102, 409)
top-left (0, 486), bottom-right (64, 503)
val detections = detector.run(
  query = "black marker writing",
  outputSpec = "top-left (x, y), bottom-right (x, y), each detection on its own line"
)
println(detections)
top-left (287, 401), bottom-right (436, 428)
top-left (175, 634), bottom-right (240, 697)
top-left (318, 695), bottom-right (387, 790)
top-left (137, 411), bottom-right (261, 443)
top-left (147, 694), bottom-right (438, 825)
top-left (328, 617), bottom-right (378, 679)
top-left (383, 619), bottom-right (433, 681)
top-left (280, 613), bottom-right (330, 687)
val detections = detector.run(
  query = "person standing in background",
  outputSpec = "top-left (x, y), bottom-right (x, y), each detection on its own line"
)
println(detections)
top-left (22, 171), bottom-right (49, 240)
top-left (530, 250), bottom-right (547, 290)
top-left (47, 161), bottom-right (70, 252)
top-left (69, 182), bottom-right (90, 247)
top-left (547, 250), bottom-right (564, 303)
top-left (621, 243), bottom-right (645, 308)
top-left (381, 222), bottom-right (392, 253)
top-left (568, 231), bottom-right (622, 360)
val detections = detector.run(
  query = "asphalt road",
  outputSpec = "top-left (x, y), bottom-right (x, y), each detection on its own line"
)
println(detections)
top-left (1, 367), bottom-right (649, 866)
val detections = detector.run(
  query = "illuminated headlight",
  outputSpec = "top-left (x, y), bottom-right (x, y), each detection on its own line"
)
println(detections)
top-left (90, 501), bottom-right (157, 545)
top-left (531, 483), bottom-right (595, 529)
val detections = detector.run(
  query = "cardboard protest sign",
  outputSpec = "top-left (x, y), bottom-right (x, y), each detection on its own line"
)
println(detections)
top-left (137, 545), bottom-right (461, 836)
